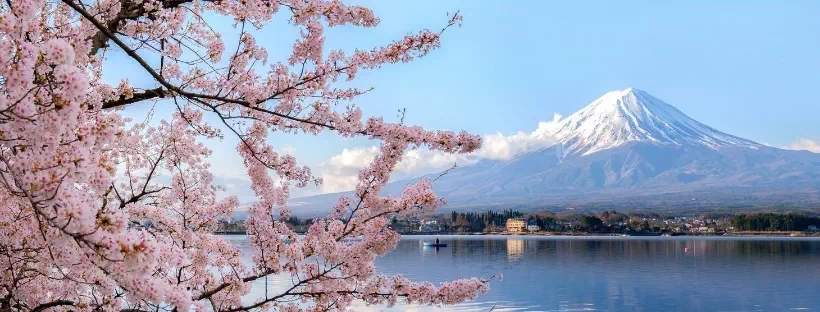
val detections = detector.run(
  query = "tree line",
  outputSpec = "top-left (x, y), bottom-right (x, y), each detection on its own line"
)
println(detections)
top-left (732, 213), bottom-right (820, 231)
top-left (447, 209), bottom-right (523, 232)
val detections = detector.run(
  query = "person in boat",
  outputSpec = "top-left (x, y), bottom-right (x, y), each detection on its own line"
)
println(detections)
top-left (435, 238), bottom-right (440, 245)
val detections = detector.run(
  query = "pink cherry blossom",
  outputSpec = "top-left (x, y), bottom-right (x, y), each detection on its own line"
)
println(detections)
top-left (0, 0), bottom-right (494, 311)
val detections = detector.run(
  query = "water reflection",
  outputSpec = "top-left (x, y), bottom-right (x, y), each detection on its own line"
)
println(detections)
top-left (233, 235), bottom-right (820, 311)
top-left (506, 238), bottom-right (524, 261)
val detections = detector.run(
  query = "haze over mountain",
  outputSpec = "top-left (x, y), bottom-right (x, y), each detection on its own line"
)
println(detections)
top-left (288, 88), bottom-right (820, 216)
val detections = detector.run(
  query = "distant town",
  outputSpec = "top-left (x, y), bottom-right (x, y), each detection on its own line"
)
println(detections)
top-left (217, 210), bottom-right (820, 237)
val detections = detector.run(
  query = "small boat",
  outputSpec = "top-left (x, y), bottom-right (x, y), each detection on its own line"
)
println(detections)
top-left (423, 242), bottom-right (447, 247)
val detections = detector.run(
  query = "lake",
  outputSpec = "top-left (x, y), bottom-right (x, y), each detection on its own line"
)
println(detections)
top-left (226, 235), bottom-right (820, 311)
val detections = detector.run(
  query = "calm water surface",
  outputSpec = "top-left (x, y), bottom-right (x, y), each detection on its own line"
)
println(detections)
top-left (227, 235), bottom-right (820, 311)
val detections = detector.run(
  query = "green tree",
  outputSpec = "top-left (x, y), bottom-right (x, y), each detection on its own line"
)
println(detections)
top-left (579, 215), bottom-right (604, 232)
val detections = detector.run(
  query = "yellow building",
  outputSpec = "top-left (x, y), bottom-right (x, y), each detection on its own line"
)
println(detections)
top-left (505, 218), bottom-right (526, 232)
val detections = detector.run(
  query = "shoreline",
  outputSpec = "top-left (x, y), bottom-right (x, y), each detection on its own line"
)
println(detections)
top-left (403, 231), bottom-right (820, 237)
top-left (216, 231), bottom-right (820, 238)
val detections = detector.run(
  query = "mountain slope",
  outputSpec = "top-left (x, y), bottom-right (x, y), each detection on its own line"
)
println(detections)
top-left (293, 88), bottom-right (820, 215)
top-left (538, 88), bottom-right (759, 156)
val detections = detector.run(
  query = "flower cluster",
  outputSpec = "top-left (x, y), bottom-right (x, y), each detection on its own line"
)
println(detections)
top-left (0, 0), bottom-right (491, 310)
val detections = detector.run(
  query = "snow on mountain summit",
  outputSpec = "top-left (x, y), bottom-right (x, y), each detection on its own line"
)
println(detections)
top-left (539, 88), bottom-right (758, 156)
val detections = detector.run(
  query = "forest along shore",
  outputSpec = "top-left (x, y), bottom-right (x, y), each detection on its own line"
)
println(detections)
top-left (215, 210), bottom-right (820, 237)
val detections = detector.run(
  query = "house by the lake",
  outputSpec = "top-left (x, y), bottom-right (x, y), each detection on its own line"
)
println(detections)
top-left (506, 218), bottom-right (526, 232)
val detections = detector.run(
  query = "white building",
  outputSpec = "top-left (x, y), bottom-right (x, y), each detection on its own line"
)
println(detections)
top-left (526, 220), bottom-right (540, 232)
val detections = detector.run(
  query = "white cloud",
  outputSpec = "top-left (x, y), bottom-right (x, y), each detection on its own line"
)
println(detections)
top-left (474, 112), bottom-right (562, 160)
top-left (319, 147), bottom-right (471, 193)
top-left (785, 138), bottom-right (820, 153)
top-left (320, 174), bottom-right (360, 194)
top-left (328, 146), bottom-right (379, 169)
top-left (317, 113), bottom-right (564, 193)
top-left (534, 113), bottom-right (565, 136)
top-left (319, 147), bottom-right (379, 193)
top-left (395, 149), bottom-right (476, 174)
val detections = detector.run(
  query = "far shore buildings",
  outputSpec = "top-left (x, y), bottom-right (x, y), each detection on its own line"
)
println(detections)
top-left (506, 218), bottom-right (526, 232)
top-left (418, 219), bottom-right (441, 232)
top-left (527, 219), bottom-right (540, 232)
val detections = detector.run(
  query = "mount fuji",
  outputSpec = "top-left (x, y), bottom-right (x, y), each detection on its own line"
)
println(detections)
top-left (296, 88), bottom-right (820, 214)
top-left (536, 88), bottom-right (759, 156)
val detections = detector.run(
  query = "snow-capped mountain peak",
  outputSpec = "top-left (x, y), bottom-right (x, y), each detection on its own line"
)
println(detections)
top-left (539, 88), bottom-right (757, 156)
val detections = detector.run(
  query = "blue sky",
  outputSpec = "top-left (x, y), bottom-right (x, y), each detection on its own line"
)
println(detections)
top-left (107, 1), bottom-right (820, 197)
top-left (335, 0), bottom-right (820, 144)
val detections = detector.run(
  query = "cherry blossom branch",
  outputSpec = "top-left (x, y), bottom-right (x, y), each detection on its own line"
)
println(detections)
top-left (101, 88), bottom-right (167, 109)
top-left (30, 300), bottom-right (74, 312)
top-left (65, 0), bottom-right (349, 131)
top-left (0, 0), bottom-right (484, 309)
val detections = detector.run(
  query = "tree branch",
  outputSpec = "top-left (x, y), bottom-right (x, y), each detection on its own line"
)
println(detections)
top-left (64, 0), bottom-right (347, 132)
top-left (31, 300), bottom-right (74, 312)
top-left (102, 87), bottom-right (167, 109)
top-left (195, 270), bottom-right (274, 301)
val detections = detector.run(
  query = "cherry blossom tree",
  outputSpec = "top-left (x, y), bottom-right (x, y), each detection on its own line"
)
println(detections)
top-left (0, 0), bottom-right (494, 311)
